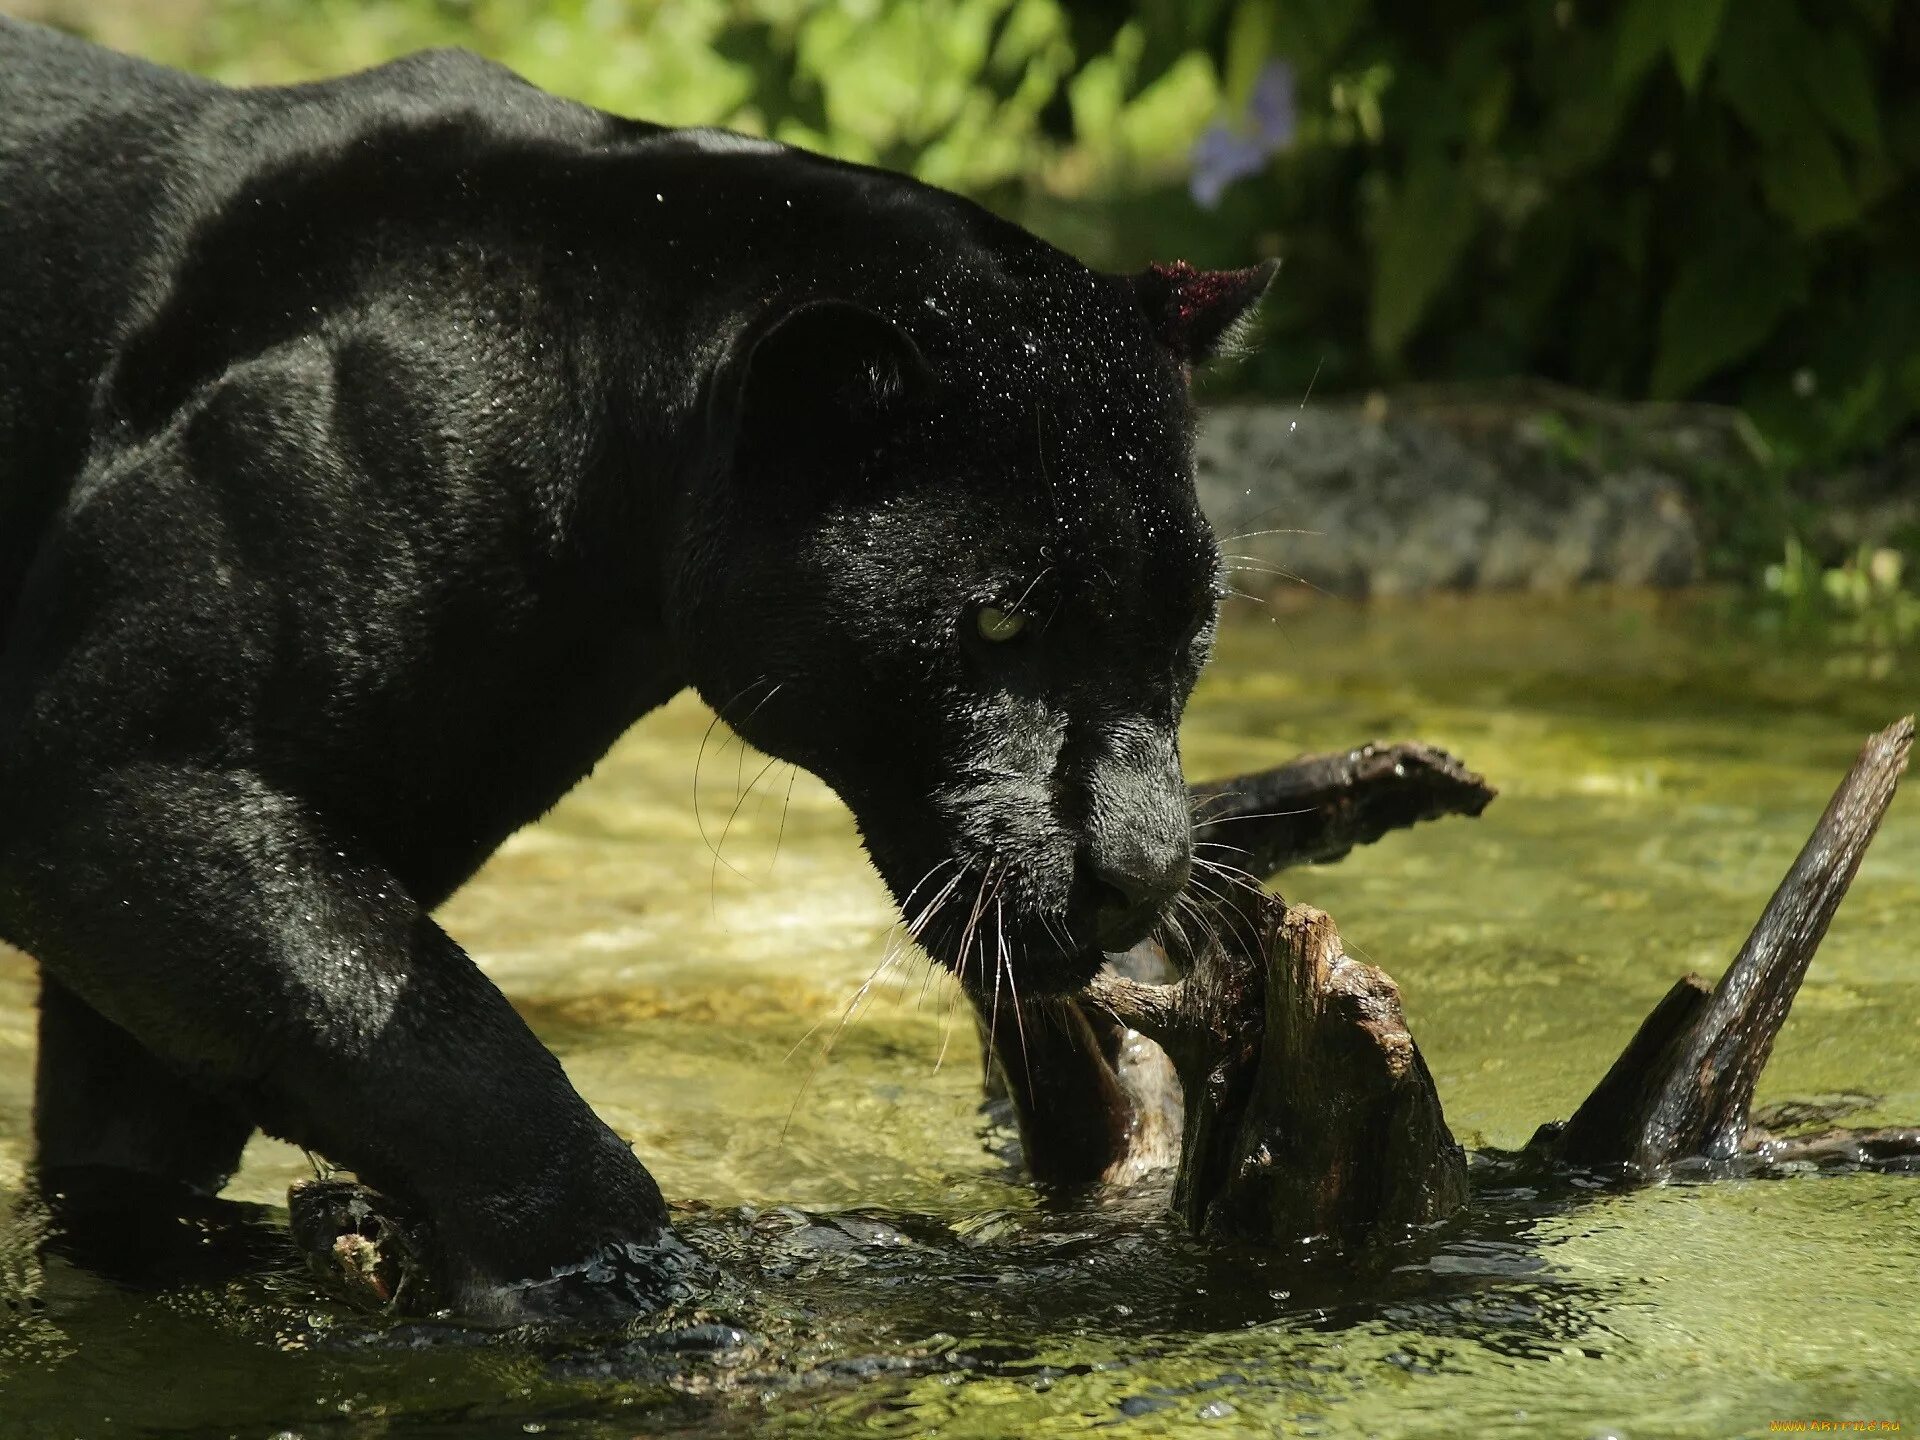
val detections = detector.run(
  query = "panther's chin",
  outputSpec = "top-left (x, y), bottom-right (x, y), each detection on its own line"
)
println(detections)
top-left (920, 918), bottom-right (1109, 999)
top-left (1030, 940), bottom-right (1111, 995)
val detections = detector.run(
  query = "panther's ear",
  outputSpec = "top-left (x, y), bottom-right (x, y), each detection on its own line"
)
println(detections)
top-left (1128, 259), bottom-right (1280, 367)
top-left (726, 297), bottom-right (929, 456)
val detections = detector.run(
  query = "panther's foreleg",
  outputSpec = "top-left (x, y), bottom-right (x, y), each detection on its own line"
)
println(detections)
top-left (4, 763), bottom-right (689, 1321)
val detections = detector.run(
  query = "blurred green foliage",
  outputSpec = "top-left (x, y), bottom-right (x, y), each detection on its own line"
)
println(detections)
top-left (1758, 536), bottom-right (1920, 664)
top-left (1182, 0), bottom-right (1920, 473)
top-left (54, 0), bottom-right (1920, 471)
top-left (102, 0), bottom-right (1215, 195)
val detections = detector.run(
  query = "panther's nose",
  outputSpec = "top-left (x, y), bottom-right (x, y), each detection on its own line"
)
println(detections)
top-left (1086, 849), bottom-right (1191, 952)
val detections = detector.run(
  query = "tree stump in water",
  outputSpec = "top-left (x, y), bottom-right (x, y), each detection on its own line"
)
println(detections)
top-left (985, 718), bottom-right (1919, 1250)
top-left (1081, 895), bottom-right (1470, 1244)
top-left (1522, 715), bottom-right (1917, 1178)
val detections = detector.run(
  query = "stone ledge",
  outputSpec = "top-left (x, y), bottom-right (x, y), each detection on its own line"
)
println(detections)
top-left (1196, 386), bottom-right (1918, 597)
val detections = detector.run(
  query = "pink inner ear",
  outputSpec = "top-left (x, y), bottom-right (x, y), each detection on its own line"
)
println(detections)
top-left (1151, 261), bottom-right (1236, 325)
top-left (1136, 259), bottom-right (1277, 365)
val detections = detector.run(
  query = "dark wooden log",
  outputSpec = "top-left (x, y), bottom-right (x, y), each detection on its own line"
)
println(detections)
top-left (288, 1177), bottom-right (431, 1312)
top-left (1738, 1126), bottom-right (1920, 1173)
top-left (1545, 974), bottom-right (1711, 1167)
top-left (1190, 740), bottom-right (1496, 877)
top-left (974, 996), bottom-right (1137, 1186)
top-left (1084, 892), bottom-right (1470, 1244)
top-left (1528, 716), bottom-right (1915, 1176)
top-left (978, 738), bottom-right (1495, 1186)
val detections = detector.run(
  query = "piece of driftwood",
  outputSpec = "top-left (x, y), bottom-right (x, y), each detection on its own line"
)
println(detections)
top-left (974, 739), bottom-right (1495, 1187)
top-left (1189, 740), bottom-right (1496, 875)
top-left (1522, 715), bottom-right (1916, 1177)
top-left (1082, 893), bottom-right (1470, 1243)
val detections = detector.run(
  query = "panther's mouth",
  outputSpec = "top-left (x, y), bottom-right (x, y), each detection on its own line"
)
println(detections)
top-left (899, 862), bottom-right (1122, 998)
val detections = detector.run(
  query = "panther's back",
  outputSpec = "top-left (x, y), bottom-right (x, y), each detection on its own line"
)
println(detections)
top-left (0, 19), bottom-right (616, 632)
top-left (0, 19), bottom-right (219, 623)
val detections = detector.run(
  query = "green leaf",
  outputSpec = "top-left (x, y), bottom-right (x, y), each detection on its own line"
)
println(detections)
top-left (1267, 0), bottom-right (1363, 71)
top-left (1649, 231), bottom-right (1807, 398)
top-left (1221, 0), bottom-right (1276, 112)
top-left (1116, 51), bottom-right (1221, 170)
top-left (1369, 149), bottom-right (1477, 361)
top-left (1799, 29), bottom-right (1882, 150)
top-left (1757, 126), bottom-right (1860, 235)
top-left (1712, 0), bottom-right (1817, 144)
top-left (1667, 0), bottom-right (1730, 92)
top-left (1612, 0), bottom-right (1670, 91)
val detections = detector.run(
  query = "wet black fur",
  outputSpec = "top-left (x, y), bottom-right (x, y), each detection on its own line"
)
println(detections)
top-left (0, 19), bottom-right (1270, 1318)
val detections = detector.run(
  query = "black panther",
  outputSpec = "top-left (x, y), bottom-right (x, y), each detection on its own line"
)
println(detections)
top-left (0, 17), bottom-right (1274, 1320)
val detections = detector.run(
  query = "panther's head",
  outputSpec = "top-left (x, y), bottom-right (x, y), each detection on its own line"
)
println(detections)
top-left (676, 236), bottom-right (1273, 996)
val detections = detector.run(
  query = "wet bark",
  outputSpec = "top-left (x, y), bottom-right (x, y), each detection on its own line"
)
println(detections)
top-left (1083, 893), bottom-right (1470, 1244)
top-left (1524, 716), bottom-right (1916, 1176)
top-left (1188, 740), bottom-right (1497, 875)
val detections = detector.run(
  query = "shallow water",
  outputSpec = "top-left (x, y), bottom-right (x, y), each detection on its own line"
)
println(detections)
top-left (2, 592), bottom-right (1916, 1438)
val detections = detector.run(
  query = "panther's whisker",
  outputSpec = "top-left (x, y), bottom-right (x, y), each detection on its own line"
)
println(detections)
top-left (709, 751), bottom-right (782, 903)
top-left (1007, 565), bottom-right (1054, 618)
top-left (1169, 891), bottom-right (1226, 967)
top-left (953, 863), bottom-right (997, 992)
top-left (1195, 805), bottom-right (1320, 826)
top-left (1182, 867), bottom-right (1259, 913)
top-left (997, 896), bottom-right (1031, 1080)
top-left (906, 873), bottom-right (965, 1008)
top-left (986, 924), bottom-right (1006, 1086)
top-left (1160, 899), bottom-right (1194, 959)
top-left (1180, 877), bottom-right (1264, 958)
top-left (1035, 907), bottom-right (1071, 957)
top-left (1217, 526), bottom-right (1323, 543)
top-left (1194, 852), bottom-right (1268, 888)
top-left (883, 871), bottom-right (962, 1008)
top-left (767, 762), bottom-right (800, 874)
top-left (780, 858), bottom-right (954, 1066)
top-left (1189, 789), bottom-right (1246, 822)
top-left (1191, 858), bottom-right (1267, 901)
top-left (724, 682), bottom-right (787, 801)
top-left (1193, 853), bottom-right (1273, 901)
top-left (1224, 561), bottom-right (1334, 600)
top-left (693, 674), bottom-right (773, 882)
top-left (779, 938), bottom-right (910, 1142)
top-left (930, 913), bottom-right (975, 1074)
top-left (968, 865), bottom-right (1008, 1077)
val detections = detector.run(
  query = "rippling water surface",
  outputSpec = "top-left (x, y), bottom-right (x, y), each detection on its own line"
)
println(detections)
top-left (2, 594), bottom-right (1916, 1438)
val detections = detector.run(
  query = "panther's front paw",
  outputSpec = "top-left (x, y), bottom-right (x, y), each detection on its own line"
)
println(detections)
top-left (286, 1178), bottom-right (713, 1327)
top-left (287, 1178), bottom-right (433, 1313)
top-left (466, 1231), bottom-right (715, 1327)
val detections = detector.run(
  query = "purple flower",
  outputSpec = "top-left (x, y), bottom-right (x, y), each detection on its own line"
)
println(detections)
top-left (1249, 60), bottom-right (1296, 147)
top-left (1190, 126), bottom-right (1273, 208)
top-left (1189, 60), bottom-right (1296, 210)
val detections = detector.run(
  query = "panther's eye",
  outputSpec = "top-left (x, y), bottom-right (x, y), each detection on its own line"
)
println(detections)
top-left (975, 605), bottom-right (1029, 643)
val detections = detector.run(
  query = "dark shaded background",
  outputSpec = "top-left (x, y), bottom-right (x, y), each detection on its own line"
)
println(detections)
top-left (13, 0), bottom-right (1920, 615)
